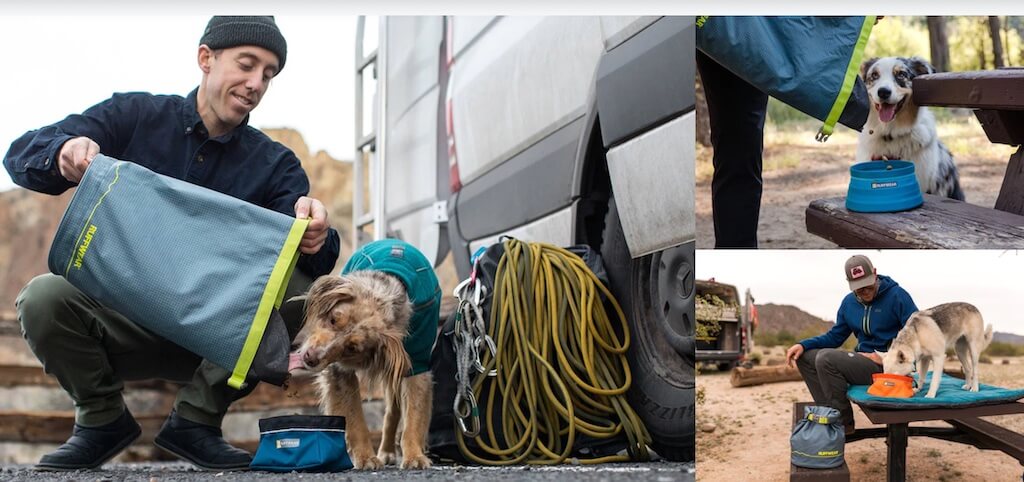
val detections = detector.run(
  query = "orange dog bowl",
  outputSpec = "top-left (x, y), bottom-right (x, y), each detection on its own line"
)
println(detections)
top-left (867, 373), bottom-right (915, 398)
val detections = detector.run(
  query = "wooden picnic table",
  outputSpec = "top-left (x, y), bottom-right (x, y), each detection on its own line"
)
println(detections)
top-left (850, 400), bottom-right (1024, 482)
top-left (807, 68), bottom-right (1024, 247)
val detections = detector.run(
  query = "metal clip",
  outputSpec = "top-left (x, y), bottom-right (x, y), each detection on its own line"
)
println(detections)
top-left (815, 127), bottom-right (831, 143)
top-left (475, 336), bottom-right (498, 376)
top-left (454, 391), bottom-right (481, 437)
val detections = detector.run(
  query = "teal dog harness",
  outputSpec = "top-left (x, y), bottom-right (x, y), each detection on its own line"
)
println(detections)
top-left (342, 239), bottom-right (440, 376)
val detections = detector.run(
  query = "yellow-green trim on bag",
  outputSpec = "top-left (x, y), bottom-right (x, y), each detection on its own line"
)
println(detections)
top-left (230, 218), bottom-right (309, 389)
top-left (817, 16), bottom-right (876, 142)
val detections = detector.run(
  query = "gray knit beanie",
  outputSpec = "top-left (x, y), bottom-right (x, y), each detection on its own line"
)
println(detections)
top-left (200, 16), bottom-right (287, 73)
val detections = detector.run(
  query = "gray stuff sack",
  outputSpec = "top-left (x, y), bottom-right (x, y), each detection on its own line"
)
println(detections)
top-left (48, 154), bottom-right (308, 389)
top-left (790, 405), bottom-right (845, 469)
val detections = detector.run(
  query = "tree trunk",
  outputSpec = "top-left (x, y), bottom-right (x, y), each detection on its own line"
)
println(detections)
top-left (926, 16), bottom-right (950, 72)
top-left (989, 16), bottom-right (1005, 68)
top-left (729, 365), bottom-right (803, 387)
top-left (978, 19), bottom-right (988, 70)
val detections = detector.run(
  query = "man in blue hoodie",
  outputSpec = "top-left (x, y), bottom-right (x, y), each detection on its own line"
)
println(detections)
top-left (785, 255), bottom-right (918, 434)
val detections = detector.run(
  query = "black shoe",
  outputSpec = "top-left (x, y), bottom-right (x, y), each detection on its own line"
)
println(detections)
top-left (153, 410), bottom-right (251, 471)
top-left (36, 409), bottom-right (141, 471)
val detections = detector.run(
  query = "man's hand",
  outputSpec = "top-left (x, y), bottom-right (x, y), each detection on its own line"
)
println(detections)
top-left (785, 343), bottom-right (804, 368)
top-left (859, 351), bottom-right (883, 365)
top-left (294, 196), bottom-right (330, 255)
top-left (58, 137), bottom-right (100, 183)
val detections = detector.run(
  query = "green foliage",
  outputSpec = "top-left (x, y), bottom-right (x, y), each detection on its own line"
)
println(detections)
top-left (865, 17), bottom-right (930, 59)
top-left (748, 351), bottom-right (763, 365)
top-left (948, 17), bottom-right (1024, 70)
top-left (766, 97), bottom-right (813, 126)
top-left (984, 341), bottom-right (1024, 357)
top-left (696, 293), bottom-right (735, 341)
top-left (755, 324), bottom-right (861, 350)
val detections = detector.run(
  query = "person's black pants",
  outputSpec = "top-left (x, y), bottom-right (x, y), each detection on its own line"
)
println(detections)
top-left (696, 51), bottom-right (769, 248)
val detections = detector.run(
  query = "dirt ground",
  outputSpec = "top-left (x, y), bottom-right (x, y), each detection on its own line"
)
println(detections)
top-left (696, 115), bottom-right (1018, 248)
top-left (696, 347), bottom-right (1024, 481)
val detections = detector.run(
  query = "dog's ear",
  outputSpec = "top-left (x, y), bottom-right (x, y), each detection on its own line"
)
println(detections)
top-left (906, 56), bottom-right (936, 76)
top-left (860, 57), bottom-right (879, 79)
top-left (305, 276), bottom-right (354, 318)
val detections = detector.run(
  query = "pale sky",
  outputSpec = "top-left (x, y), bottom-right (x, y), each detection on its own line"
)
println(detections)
top-left (0, 15), bottom-right (362, 191)
top-left (697, 250), bottom-right (1024, 337)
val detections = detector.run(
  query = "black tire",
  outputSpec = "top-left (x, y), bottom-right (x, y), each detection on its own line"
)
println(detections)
top-left (718, 362), bottom-right (735, 372)
top-left (600, 196), bottom-right (695, 462)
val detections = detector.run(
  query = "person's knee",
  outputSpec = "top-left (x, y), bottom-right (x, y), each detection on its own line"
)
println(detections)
top-left (814, 348), bottom-right (845, 372)
top-left (16, 274), bottom-right (82, 342)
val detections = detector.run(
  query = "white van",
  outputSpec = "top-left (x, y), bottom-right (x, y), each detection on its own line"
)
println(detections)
top-left (355, 16), bottom-right (694, 461)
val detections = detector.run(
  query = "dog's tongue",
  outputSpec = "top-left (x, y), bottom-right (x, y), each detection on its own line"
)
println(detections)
top-left (878, 103), bottom-right (897, 123)
top-left (288, 352), bottom-right (304, 373)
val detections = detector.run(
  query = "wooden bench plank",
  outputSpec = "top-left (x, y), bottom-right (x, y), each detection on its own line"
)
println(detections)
top-left (973, 110), bottom-right (1024, 145)
top-left (806, 195), bottom-right (1024, 248)
top-left (914, 69), bottom-right (1024, 111)
top-left (857, 401), bottom-right (1024, 425)
top-left (947, 417), bottom-right (1024, 463)
top-left (790, 402), bottom-right (850, 482)
top-left (996, 148), bottom-right (1024, 215)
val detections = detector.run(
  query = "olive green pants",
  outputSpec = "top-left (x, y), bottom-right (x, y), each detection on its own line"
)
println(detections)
top-left (15, 271), bottom-right (311, 428)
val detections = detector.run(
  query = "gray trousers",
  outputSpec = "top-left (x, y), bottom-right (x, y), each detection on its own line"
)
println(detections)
top-left (795, 348), bottom-right (882, 425)
top-left (15, 271), bottom-right (312, 428)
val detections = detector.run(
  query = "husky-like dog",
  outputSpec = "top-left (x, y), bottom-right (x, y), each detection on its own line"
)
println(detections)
top-left (856, 56), bottom-right (965, 201)
top-left (881, 302), bottom-right (994, 398)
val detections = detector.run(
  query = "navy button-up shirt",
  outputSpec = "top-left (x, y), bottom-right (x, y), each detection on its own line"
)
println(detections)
top-left (3, 88), bottom-right (339, 277)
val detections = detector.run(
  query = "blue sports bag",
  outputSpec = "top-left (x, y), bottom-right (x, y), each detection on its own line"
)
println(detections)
top-left (250, 415), bottom-right (354, 472)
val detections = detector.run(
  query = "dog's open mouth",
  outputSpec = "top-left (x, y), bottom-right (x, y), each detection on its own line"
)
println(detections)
top-left (876, 97), bottom-right (906, 123)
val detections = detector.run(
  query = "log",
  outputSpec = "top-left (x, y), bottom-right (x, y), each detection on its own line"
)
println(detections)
top-left (731, 365), bottom-right (803, 387)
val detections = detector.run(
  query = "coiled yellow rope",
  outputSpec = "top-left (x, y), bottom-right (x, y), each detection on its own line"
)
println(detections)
top-left (455, 238), bottom-right (651, 464)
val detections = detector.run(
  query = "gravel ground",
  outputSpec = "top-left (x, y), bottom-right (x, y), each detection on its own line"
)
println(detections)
top-left (0, 461), bottom-right (694, 482)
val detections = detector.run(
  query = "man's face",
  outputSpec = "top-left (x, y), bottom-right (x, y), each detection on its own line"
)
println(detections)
top-left (198, 45), bottom-right (279, 134)
top-left (854, 280), bottom-right (879, 303)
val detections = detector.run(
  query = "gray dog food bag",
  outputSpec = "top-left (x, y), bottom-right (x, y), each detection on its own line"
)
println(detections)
top-left (48, 154), bottom-right (308, 389)
top-left (790, 405), bottom-right (845, 469)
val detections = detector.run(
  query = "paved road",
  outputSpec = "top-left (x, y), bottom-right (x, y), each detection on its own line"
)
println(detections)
top-left (1, 461), bottom-right (694, 481)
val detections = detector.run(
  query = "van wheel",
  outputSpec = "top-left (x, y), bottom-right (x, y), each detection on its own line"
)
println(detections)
top-left (600, 196), bottom-right (695, 462)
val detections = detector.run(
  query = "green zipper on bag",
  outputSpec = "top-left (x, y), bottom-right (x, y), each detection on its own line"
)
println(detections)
top-left (817, 16), bottom-right (876, 142)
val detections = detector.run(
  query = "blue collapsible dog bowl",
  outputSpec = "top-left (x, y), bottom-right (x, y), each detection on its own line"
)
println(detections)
top-left (846, 160), bottom-right (924, 213)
